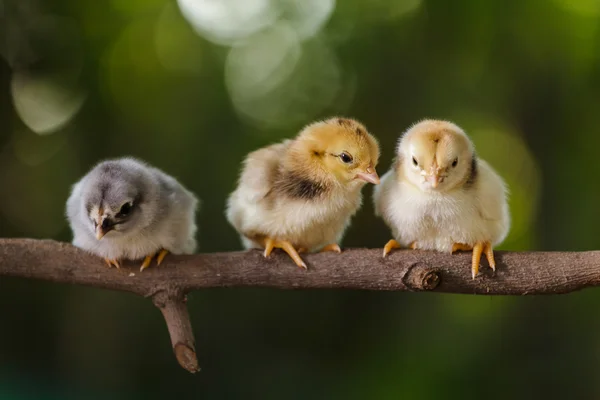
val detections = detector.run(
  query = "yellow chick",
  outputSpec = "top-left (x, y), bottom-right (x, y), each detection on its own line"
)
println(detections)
top-left (373, 120), bottom-right (510, 279)
top-left (227, 117), bottom-right (380, 268)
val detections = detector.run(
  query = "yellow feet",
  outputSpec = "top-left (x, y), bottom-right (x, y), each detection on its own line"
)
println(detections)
top-left (484, 242), bottom-right (495, 272)
top-left (452, 243), bottom-right (472, 253)
top-left (321, 243), bottom-right (342, 253)
top-left (157, 249), bottom-right (169, 265)
top-left (471, 242), bottom-right (484, 279)
top-left (382, 239), bottom-right (401, 257)
top-left (104, 258), bottom-right (121, 269)
top-left (408, 241), bottom-right (418, 250)
top-left (264, 238), bottom-right (307, 269)
top-left (452, 241), bottom-right (494, 279)
top-left (140, 249), bottom-right (169, 272)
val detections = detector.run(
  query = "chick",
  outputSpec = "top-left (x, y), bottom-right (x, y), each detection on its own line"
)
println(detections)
top-left (373, 120), bottom-right (510, 279)
top-left (66, 157), bottom-right (199, 271)
top-left (227, 117), bottom-right (380, 268)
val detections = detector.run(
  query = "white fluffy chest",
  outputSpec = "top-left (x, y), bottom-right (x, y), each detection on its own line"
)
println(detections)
top-left (74, 225), bottom-right (166, 261)
top-left (273, 195), bottom-right (359, 235)
top-left (385, 183), bottom-right (483, 252)
top-left (236, 190), bottom-right (362, 250)
top-left (97, 232), bottom-right (163, 260)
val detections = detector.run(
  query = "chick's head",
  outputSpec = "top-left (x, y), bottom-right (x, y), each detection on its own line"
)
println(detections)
top-left (83, 161), bottom-right (155, 240)
top-left (290, 118), bottom-right (380, 186)
top-left (398, 120), bottom-right (475, 192)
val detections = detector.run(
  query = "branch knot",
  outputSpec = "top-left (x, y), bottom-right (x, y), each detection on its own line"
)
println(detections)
top-left (402, 263), bottom-right (441, 291)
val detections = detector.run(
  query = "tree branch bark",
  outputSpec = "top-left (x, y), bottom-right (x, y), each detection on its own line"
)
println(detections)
top-left (1, 238), bottom-right (599, 371)
top-left (153, 292), bottom-right (199, 373)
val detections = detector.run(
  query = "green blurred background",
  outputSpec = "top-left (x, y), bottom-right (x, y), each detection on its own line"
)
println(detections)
top-left (1, 0), bottom-right (599, 398)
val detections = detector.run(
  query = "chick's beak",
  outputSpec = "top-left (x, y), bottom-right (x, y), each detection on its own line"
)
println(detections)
top-left (95, 218), bottom-right (113, 240)
top-left (426, 174), bottom-right (441, 188)
top-left (96, 228), bottom-right (106, 240)
top-left (356, 167), bottom-right (380, 184)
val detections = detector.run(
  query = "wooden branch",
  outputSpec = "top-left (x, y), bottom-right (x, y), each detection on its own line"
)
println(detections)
top-left (153, 292), bottom-right (199, 373)
top-left (1, 238), bottom-right (599, 372)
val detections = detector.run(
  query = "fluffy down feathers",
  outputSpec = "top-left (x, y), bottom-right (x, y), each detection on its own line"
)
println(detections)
top-left (227, 117), bottom-right (380, 255)
top-left (373, 120), bottom-right (510, 275)
top-left (66, 157), bottom-right (199, 262)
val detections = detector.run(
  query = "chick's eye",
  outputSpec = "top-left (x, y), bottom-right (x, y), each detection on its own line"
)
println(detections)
top-left (339, 152), bottom-right (353, 164)
top-left (452, 158), bottom-right (458, 167)
top-left (412, 157), bottom-right (418, 166)
top-left (118, 202), bottom-right (132, 216)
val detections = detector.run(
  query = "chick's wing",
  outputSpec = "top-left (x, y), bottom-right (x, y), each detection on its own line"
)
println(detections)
top-left (475, 159), bottom-right (508, 222)
top-left (237, 141), bottom-right (290, 202)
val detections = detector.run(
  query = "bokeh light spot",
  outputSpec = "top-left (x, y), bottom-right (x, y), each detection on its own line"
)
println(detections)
top-left (226, 23), bottom-right (302, 102)
top-left (278, 0), bottom-right (336, 40)
top-left (11, 72), bottom-right (86, 135)
top-left (226, 25), bottom-right (343, 128)
top-left (177, 0), bottom-right (277, 45)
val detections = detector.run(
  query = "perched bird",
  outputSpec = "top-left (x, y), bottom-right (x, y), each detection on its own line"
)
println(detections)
top-left (373, 120), bottom-right (510, 279)
top-left (226, 117), bottom-right (380, 269)
top-left (66, 157), bottom-right (199, 271)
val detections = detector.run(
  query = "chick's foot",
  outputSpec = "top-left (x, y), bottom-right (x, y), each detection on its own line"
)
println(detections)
top-left (263, 238), bottom-right (307, 269)
top-left (140, 249), bottom-right (169, 272)
top-left (382, 239), bottom-right (401, 257)
top-left (320, 243), bottom-right (342, 253)
top-left (451, 243), bottom-right (473, 253)
top-left (104, 258), bottom-right (121, 269)
top-left (467, 241), bottom-right (494, 279)
top-left (156, 249), bottom-right (169, 265)
top-left (483, 241), bottom-right (495, 272)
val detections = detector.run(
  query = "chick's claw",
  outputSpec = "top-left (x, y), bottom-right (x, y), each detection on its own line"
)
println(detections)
top-left (263, 238), bottom-right (275, 258)
top-left (452, 242), bottom-right (481, 278)
top-left (471, 242), bottom-right (485, 279)
top-left (156, 249), bottom-right (169, 265)
top-left (320, 243), bottom-right (342, 253)
top-left (483, 241), bottom-right (495, 272)
top-left (140, 253), bottom-right (155, 272)
top-left (104, 258), bottom-right (121, 269)
top-left (263, 237), bottom-right (307, 269)
top-left (382, 239), bottom-right (401, 257)
top-left (140, 249), bottom-right (169, 272)
top-left (454, 241), bottom-right (495, 279)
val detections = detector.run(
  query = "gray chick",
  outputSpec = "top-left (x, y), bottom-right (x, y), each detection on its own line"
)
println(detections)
top-left (66, 157), bottom-right (199, 271)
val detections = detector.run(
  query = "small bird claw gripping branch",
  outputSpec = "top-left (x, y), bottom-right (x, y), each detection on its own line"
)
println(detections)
top-left (1, 239), bottom-right (599, 372)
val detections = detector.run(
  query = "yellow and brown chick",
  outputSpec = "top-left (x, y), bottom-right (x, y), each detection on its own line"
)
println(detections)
top-left (227, 117), bottom-right (380, 268)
